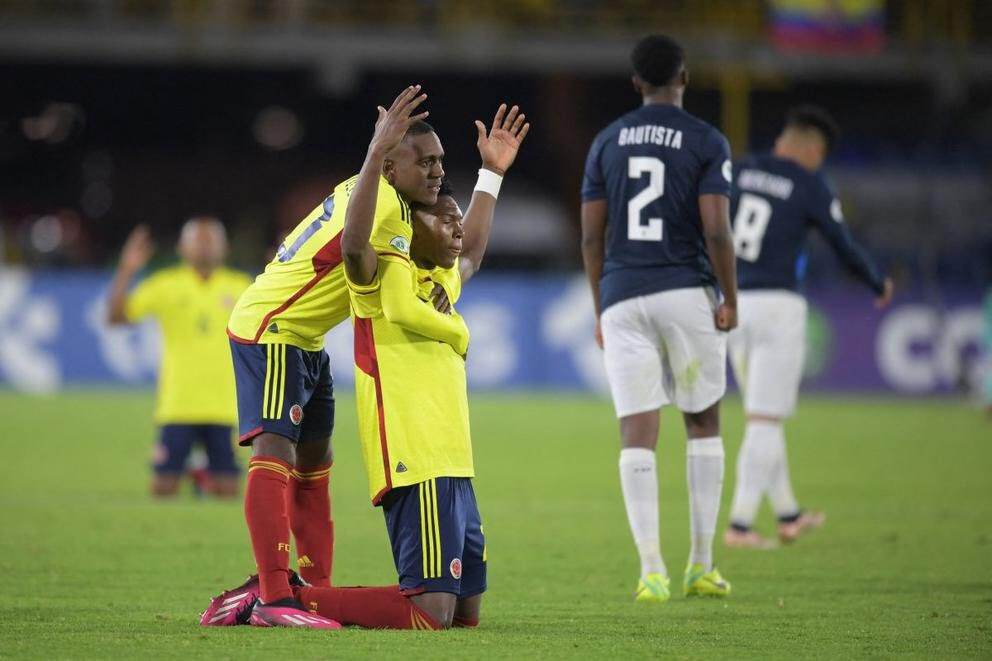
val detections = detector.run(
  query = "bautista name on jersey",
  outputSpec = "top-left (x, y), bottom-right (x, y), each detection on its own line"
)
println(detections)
top-left (582, 103), bottom-right (732, 313)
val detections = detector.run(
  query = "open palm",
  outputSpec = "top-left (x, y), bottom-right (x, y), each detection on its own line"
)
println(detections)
top-left (476, 104), bottom-right (530, 174)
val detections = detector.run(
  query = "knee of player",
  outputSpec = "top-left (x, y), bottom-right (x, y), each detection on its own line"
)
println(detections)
top-left (295, 438), bottom-right (333, 471)
top-left (452, 600), bottom-right (482, 628)
top-left (207, 476), bottom-right (240, 498)
top-left (250, 432), bottom-right (296, 464)
top-left (411, 594), bottom-right (457, 630)
top-left (619, 412), bottom-right (659, 448)
top-left (428, 604), bottom-right (456, 630)
top-left (150, 476), bottom-right (181, 497)
top-left (683, 407), bottom-right (720, 438)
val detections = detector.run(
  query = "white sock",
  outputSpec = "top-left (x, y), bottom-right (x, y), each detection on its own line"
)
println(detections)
top-left (767, 427), bottom-right (800, 519)
top-left (729, 421), bottom-right (781, 529)
top-left (686, 436), bottom-right (724, 571)
top-left (619, 448), bottom-right (666, 578)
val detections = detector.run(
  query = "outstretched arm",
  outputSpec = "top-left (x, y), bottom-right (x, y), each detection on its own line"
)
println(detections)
top-left (581, 199), bottom-right (608, 348)
top-left (699, 193), bottom-right (738, 331)
top-left (343, 85), bottom-right (429, 286)
top-left (380, 258), bottom-right (470, 355)
top-left (458, 103), bottom-right (531, 284)
top-left (106, 225), bottom-right (154, 325)
top-left (812, 203), bottom-right (893, 308)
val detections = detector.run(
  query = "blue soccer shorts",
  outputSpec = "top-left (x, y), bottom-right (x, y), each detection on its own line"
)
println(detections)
top-left (153, 424), bottom-right (239, 475)
top-left (382, 477), bottom-right (487, 598)
top-left (229, 340), bottom-right (335, 446)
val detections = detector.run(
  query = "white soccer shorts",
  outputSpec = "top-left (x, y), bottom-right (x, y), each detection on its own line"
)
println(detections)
top-left (727, 289), bottom-right (808, 418)
top-left (601, 287), bottom-right (727, 418)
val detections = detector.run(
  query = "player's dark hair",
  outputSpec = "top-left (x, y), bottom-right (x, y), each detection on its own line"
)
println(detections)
top-left (631, 34), bottom-right (685, 88)
top-left (785, 105), bottom-right (840, 153)
top-left (405, 120), bottom-right (436, 138)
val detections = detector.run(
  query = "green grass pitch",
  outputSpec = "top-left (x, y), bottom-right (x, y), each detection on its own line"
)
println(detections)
top-left (1, 391), bottom-right (989, 658)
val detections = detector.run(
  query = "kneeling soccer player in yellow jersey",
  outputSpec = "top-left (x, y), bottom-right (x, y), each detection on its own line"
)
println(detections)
top-left (290, 102), bottom-right (529, 630)
top-left (107, 217), bottom-right (250, 499)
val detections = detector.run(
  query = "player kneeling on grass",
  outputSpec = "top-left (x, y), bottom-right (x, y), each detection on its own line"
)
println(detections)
top-left (200, 97), bottom-right (528, 630)
top-left (107, 217), bottom-right (250, 499)
top-left (310, 103), bottom-right (527, 630)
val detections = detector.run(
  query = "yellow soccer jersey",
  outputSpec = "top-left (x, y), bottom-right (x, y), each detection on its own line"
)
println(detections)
top-left (348, 256), bottom-right (473, 504)
top-left (228, 175), bottom-right (413, 351)
top-left (125, 265), bottom-right (250, 424)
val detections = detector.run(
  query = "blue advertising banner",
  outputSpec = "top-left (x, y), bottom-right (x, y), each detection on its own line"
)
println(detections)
top-left (0, 269), bottom-right (986, 395)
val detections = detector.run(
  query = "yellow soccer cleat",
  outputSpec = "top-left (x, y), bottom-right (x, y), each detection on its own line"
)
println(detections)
top-left (683, 563), bottom-right (731, 597)
top-left (634, 572), bottom-right (671, 603)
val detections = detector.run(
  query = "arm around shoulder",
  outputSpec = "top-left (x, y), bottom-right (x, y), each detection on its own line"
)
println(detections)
top-left (379, 257), bottom-right (470, 355)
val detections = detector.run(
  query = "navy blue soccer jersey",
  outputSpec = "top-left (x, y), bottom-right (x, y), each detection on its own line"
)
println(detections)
top-left (582, 103), bottom-right (732, 312)
top-left (730, 153), bottom-right (885, 294)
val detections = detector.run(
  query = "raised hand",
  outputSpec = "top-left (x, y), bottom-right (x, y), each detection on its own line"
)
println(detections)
top-left (475, 103), bottom-right (530, 175)
top-left (370, 85), bottom-right (429, 155)
top-left (120, 225), bottom-right (154, 273)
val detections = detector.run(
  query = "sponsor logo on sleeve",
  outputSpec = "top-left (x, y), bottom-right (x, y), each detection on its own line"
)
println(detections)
top-left (830, 199), bottom-right (844, 222)
top-left (389, 236), bottom-right (410, 254)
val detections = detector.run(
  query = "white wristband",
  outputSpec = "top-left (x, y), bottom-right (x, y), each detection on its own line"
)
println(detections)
top-left (474, 168), bottom-right (503, 199)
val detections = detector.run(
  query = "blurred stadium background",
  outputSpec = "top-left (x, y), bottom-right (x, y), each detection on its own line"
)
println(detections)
top-left (0, 0), bottom-right (989, 398)
top-left (3, 2), bottom-right (991, 658)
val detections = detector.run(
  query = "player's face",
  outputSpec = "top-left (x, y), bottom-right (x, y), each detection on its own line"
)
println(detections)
top-left (386, 132), bottom-right (445, 206)
top-left (411, 196), bottom-right (463, 270)
top-left (178, 219), bottom-right (227, 271)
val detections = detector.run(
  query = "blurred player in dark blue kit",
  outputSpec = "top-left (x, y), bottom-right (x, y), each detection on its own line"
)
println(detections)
top-left (582, 34), bottom-right (738, 602)
top-left (724, 106), bottom-right (893, 549)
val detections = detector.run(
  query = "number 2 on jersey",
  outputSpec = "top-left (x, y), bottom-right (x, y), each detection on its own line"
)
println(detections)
top-left (627, 157), bottom-right (664, 241)
top-left (732, 193), bottom-right (772, 262)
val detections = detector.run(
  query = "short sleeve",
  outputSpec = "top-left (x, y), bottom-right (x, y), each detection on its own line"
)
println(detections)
top-left (124, 273), bottom-right (165, 322)
top-left (370, 180), bottom-right (414, 262)
top-left (345, 261), bottom-right (381, 320)
top-left (581, 131), bottom-right (608, 202)
top-left (698, 128), bottom-right (733, 197)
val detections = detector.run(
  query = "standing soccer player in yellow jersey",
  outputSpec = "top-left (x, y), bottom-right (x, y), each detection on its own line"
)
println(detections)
top-left (107, 217), bottom-right (250, 499)
top-left (287, 100), bottom-right (528, 630)
top-left (214, 86), bottom-right (438, 629)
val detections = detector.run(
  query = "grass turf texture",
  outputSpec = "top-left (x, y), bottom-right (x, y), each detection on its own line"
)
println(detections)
top-left (1, 391), bottom-right (989, 658)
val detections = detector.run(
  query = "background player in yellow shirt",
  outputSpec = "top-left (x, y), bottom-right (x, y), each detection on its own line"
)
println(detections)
top-left (289, 101), bottom-right (528, 630)
top-left (107, 217), bottom-right (250, 499)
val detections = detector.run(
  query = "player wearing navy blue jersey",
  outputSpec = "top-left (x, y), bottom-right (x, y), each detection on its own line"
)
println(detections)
top-left (582, 34), bottom-right (738, 602)
top-left (724, 106), bottom-right (893, 549)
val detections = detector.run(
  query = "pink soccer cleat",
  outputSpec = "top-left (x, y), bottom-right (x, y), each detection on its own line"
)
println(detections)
top-left (778, 510), bottom-right (826, 544)
top-left (200, 571), bottom-right (308, 626)
top-left (249, 599), bottom-right (341, 629)
top-left (200, 575), bottom-right (260, 626)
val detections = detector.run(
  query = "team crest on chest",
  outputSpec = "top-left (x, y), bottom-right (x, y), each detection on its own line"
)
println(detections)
top-left (289, 404), bottom-right (304, 426)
